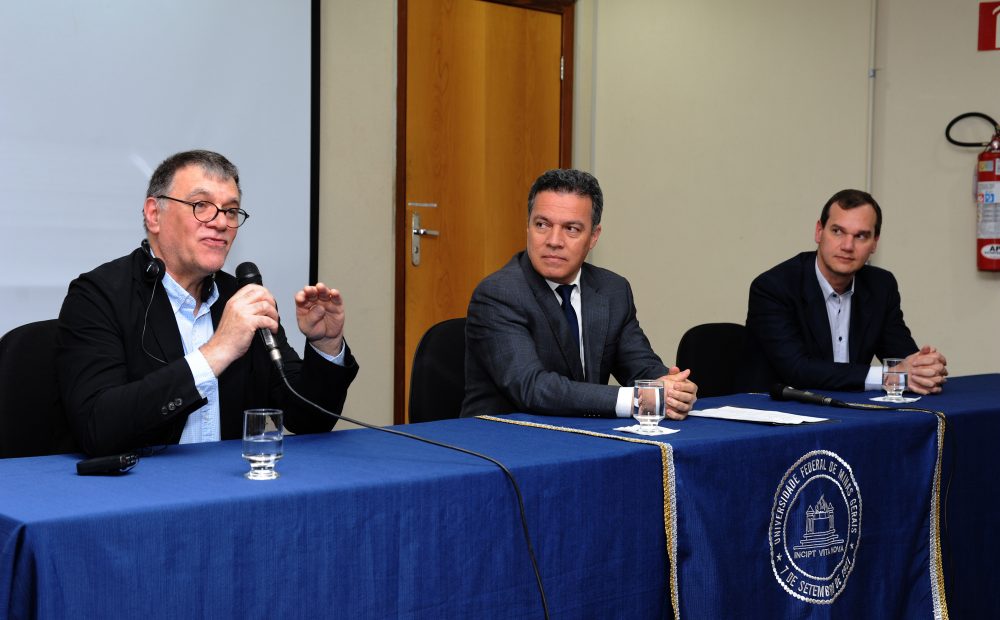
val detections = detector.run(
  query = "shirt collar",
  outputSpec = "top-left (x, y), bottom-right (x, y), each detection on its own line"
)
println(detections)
top-left (160, 272), bottom-right (218, 317)
top-left (814, 256), bottom-right (854, 299)
top-left (545, 270), bottom-right (582, 294)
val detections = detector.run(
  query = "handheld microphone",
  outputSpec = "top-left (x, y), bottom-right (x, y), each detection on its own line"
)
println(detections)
top-left (235, 262), bottom-right (284, 374)
top-left (770, 384), bottom-right (847, 408)
top-left (76, 451), bottom-right (139, 475)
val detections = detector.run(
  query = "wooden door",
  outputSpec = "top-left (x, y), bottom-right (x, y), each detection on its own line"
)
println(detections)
top-left (396, 0), bottom-right (574, 422)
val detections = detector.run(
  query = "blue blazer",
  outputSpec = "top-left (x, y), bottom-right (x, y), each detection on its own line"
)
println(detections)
top-left (461, 251), bottom-right (668, 418)
top-left (57, 246), bottom-right (359, 456)
top-left (739, 251), bottom-right (918, 392)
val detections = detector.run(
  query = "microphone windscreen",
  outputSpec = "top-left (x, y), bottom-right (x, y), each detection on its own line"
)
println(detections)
top-left (769, 384), bottom-right (788, 401)
top-left (235, 262), bottom-right (263, 288)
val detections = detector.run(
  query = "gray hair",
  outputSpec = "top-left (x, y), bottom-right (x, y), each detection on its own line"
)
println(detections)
top-left (143, 149), bottom-right (241, 231)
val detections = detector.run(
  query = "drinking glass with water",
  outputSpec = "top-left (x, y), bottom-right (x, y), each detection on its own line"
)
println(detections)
top-left (243, 409), bottom-right (283, 480)
top-left (632, 380), bottom-right (665, 432)
top-left (881, 358), bottom-right (908, 402)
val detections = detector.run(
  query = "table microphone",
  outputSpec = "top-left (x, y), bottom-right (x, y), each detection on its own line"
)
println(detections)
top-left (235, 261), bottom-right (284, 375)
top-left (770, 384), bottom-right (847, 408)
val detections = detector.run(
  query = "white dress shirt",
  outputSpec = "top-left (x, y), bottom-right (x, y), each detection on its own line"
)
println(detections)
top-left (545, 273), bottom-right (634, 417)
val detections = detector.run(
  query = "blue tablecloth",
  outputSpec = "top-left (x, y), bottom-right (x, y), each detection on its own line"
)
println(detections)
top-left (1, 374), bottom-right (997, 619)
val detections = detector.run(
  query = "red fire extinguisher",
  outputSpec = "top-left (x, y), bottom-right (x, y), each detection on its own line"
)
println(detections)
top-left (946, 112), bottom-right (1000, 271)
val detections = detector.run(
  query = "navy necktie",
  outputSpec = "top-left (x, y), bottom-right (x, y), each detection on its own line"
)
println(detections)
top-left (556, 284), bottom-right (580, 350)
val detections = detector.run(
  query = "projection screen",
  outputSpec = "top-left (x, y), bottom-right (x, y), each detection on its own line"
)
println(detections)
top-left (0, 0), bottom-right (315, 353)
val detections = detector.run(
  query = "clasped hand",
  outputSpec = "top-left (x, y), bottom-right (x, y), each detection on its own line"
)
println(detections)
top-left (902, 345), bottom-right (948, 395)
top-left (655, 367), bottom-right (699, 420)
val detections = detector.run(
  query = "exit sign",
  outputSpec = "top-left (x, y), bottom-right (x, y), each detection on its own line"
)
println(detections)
top-left (980, 2), bottom-right (1000, 50)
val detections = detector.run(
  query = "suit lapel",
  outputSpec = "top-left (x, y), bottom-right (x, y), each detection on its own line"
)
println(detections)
top-left (848, 268), bottom-right (870, 362)
top-left (518, 253), bottom-right (585, 380)
top-left (800, 254), bottom-right (834, 361)
top-left (134, 270), bottom-right (184, 364)
top-left (580, 266), bottom-right (608, 383)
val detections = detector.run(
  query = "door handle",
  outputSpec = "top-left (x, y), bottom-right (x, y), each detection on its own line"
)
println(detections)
top-left (411, 212), bottom-right (439, 266)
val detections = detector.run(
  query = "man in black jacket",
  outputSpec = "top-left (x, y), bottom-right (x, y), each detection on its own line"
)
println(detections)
top-left (58, 150), bottom-right (358, 456)
top-left (740, 189), bottom-right (947, 394)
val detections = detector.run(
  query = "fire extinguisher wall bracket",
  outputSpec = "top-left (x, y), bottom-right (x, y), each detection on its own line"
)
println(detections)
top-left (945, 112), bottom-right (1000, 147)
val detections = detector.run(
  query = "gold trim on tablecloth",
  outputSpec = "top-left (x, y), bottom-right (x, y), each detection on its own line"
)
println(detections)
top-left (819, 402), bottom-right (950, 619)
top-left (477, 415), bottom-right (680, 620)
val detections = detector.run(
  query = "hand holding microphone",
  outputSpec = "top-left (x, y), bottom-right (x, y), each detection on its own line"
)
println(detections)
top-left (199, 262), bottom-right (281, 376)
top-left (235, 262), bottom-right (285, 374)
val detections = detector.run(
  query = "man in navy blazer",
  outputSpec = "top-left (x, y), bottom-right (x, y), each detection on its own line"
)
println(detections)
top-left (740, 189), bottom-right (947, 394)
top-left (58, 150), bottom-right (358, 456)
top-left (460, 169), bottom-right (698, 419)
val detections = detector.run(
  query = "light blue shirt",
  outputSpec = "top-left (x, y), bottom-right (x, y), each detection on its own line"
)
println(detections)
top-left (159, 272), bottom-right (222, 444)
top-left (814, 259), bottom-right (882, 389)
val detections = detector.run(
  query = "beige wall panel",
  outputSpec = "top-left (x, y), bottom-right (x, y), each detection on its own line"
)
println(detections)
top-left (586, 0), bottom-right (872, 374)
top-left (319, 0), bottom-right (997, 424)
top-left (872, 0), bottom-right (1000, 376)
top-left (319, 1), bottom-right (396, 427)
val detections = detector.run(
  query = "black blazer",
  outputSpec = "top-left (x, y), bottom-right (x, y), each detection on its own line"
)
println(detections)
top-left (57, 247), bottom-right (359, 456)
top-left (739, 251), bottom-right (918, 392)
top-left (460, 251), bottom-right (668, 418)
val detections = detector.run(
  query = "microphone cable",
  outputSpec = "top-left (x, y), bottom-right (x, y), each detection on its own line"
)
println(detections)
top-left (140, 274), bottom-right (167, 364)
top-left (278, 371), bottom-right (550, 619)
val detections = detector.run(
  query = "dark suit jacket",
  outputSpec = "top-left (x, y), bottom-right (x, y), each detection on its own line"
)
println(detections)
top-left (739, 251), bottom-right (918, 392)
top-left (57, 247), bottom-right (359, 456)
top-left (460, 251), bottom-right (668, 418)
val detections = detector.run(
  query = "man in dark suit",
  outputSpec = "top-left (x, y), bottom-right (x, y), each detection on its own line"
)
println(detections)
top-left (460, 169), bottom-right (697, 419)
top-left (740, 188), bottom-right (947, 393)
top-left (58, 150), bottom-right (358, 456)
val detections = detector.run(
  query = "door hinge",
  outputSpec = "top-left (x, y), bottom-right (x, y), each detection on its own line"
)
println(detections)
top-left (560, 56), bottom-right (564, 81)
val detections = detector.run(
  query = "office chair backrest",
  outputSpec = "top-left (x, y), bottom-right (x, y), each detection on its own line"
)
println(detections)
top-left (675, 322), bottom-right (746, 398)
top-left (408, 317), bottom-right (467, 423)
top-left (0, 319), bottom-right (79, 457)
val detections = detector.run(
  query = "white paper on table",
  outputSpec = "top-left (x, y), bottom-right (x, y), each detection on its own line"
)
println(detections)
top-left (613, 424), bottom-right (681, 436)
top-left (689, 406), bottom-right (828, 425)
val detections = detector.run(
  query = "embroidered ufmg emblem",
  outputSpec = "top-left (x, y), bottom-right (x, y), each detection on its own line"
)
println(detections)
top-left (769, 450), bottom-right (862, 603)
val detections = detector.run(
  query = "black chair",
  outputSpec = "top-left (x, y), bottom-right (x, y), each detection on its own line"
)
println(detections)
top-left (675, 322), bottom-right (747, 398)
top-left (408, 318), bottom-right (467, 423)
top-left (0, 319), bottom-right (79, 457)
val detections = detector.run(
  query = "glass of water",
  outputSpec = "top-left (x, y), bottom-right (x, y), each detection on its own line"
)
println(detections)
top-left (242, 409), bottom-right (283, 480)
top-left (881, 358), bottom-right (908, 402)
top-left (632, 380), bottom-right (665, 431)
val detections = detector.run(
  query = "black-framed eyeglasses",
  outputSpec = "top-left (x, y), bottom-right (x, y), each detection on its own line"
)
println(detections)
top-left (156, 195), bottom-right (249, 228)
